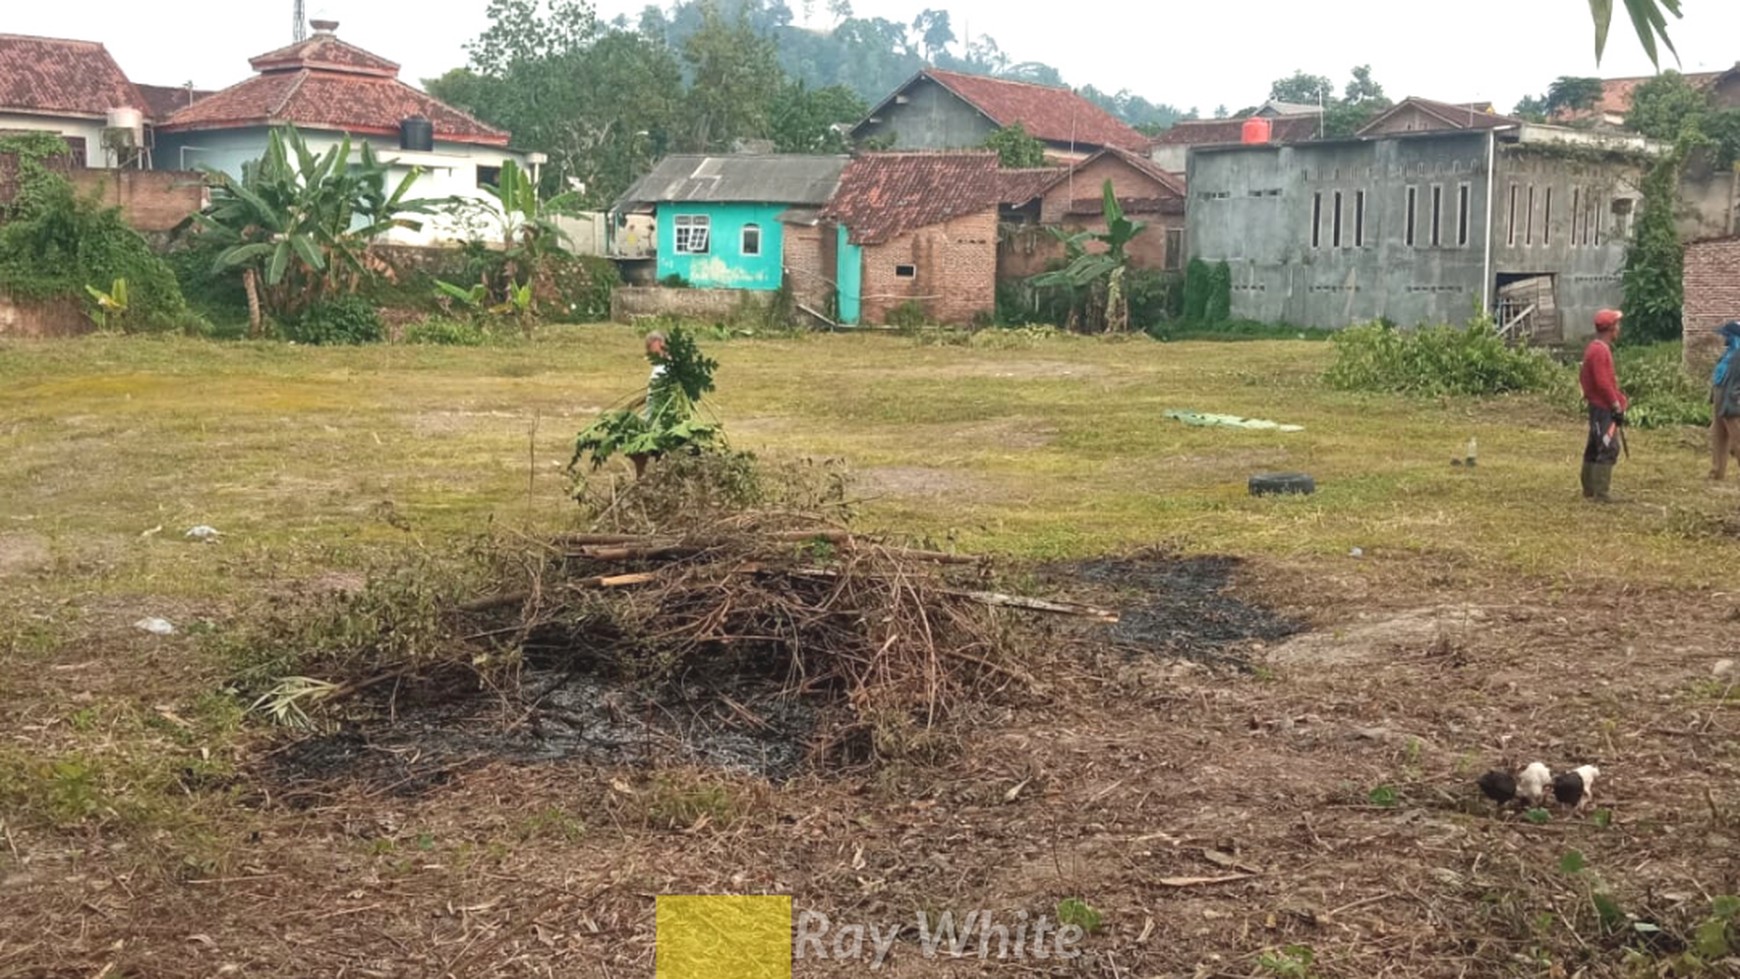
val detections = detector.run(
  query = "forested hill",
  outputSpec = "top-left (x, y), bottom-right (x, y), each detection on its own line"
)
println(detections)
top-left (630, 0), bottom-right (1186, 131)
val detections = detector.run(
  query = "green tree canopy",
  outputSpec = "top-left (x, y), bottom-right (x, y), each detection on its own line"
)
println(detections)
top-left (983, 122), bottom-right (1046, 169)
top-left (1625, 70), bottom-right (1709, 140)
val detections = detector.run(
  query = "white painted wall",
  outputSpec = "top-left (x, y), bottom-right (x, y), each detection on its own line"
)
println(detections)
top-left (0, 112), bottom-right (109, 167)
top-left (153, 126), bottom-right (524, 246)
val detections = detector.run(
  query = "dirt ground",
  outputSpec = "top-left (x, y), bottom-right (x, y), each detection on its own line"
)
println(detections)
top-left (4, 552), bottom-right (1738, 979)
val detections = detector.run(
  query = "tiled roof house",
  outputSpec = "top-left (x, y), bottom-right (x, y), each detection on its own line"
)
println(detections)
top-left (822, 151), bottom-right (1039, 325)
top-left (153, 22), bottom-right (522, 246)
top-left (850, 69), bottom-right (1148, 161)
top-left (0, 33), bottom-right (146, 167)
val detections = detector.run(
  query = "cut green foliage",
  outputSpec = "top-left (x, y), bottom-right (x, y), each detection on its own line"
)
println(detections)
top-left (1368, 784), bottom-right (1399, 807)
top-left (569, 325), bottom-right (721, 472)
top-left (1055, 898), bottom-right (1103, 934)
top-left (1324, 317), bottom-right (1560, 397)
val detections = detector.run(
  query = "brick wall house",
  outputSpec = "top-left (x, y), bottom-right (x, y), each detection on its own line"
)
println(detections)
top-left (1000, 147), bottom-right (1186, 281)
top-left (1683, 236), bottom-right (1740, 376)
top-left (822, 152), bottom-right (1028, 327)
top-left (857, 209), bottom-right (999, 325)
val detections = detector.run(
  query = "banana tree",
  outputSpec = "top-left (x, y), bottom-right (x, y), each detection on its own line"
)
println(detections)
top-left (461, 159), bottom-right (583, 325)
top-left (196, 126), bottom-right (443, 336)
top-left (1594, 0), bottom-right (1681, 66)
top-left (1032, 180), bottom-right (1146, 333)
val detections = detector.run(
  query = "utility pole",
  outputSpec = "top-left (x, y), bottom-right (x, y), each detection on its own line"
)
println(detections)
top-left (293, 0), bottom-right (307, 41)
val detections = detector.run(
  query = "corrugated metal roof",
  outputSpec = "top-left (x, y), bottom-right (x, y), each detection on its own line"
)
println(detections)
top-left (616, 154), bottom-right (849, 208)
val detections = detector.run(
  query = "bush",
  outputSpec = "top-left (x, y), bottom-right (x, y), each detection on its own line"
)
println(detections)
top-left (548, 254), bottom-right (620, 322)
top-left (1127, 268), bottom-right (1182, 327)
top-left (885, 300), bottom-right (929, 329)
top-left (1548, 341), bottom-right (1711, 428)
top-left (1181, 258), bottom-right (1213, 322)
top-left (1324, 318), bottom-right (1561, 397)
top-left (1204, 260), bottom-right (1232, 323)
top-left (0, 132), bottom-right (188, 330)
top-left (284, 296), bottom-right (384, 345)
top-left (404, 318), bottom-right (490, 346)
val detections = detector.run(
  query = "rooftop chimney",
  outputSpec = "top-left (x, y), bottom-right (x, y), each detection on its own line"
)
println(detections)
top-left (310, 18), bottom-right (339, 33)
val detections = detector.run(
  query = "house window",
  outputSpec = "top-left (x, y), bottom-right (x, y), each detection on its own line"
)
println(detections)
top-left (1583, 193), bottom-right (1597, 246)
top-left (1525, 185), bottom-right (1535, 245)
top-left (1311, 192), bottom-right (1323, 248)
top-left (1164, 228), bottom-right (1184, 270)
top-left (1405, 186), bottom-right (1417, 247)
top-left (1430, 185), bottom-right (1443, 247)
top-left (1354, 191), bottom-right (1366, 247)
top-left (1457, 184), bottom-right (1470, 247)
top-left (741, 223), bottom-right (762, 256)
top-left (895, 264), bottom-right (916, 278)
top-left (63, 136), bottom-right (87, 168)
top-left (1572, 187), bottom-right (1582, 246)
top-left (1506, 184), bottom-right (1518, 246)
top-left (1544, 188), bottom-right (1553, 245)
top-left (674, 214), bottom-right (711, 254)
top-left (477, 165), bottom-right (502, 189)
top-left (1332, 191), bottom-right (1343, 248)
top-left (1594, 196), bottom-right (1604, 245)
top-left (1612, 198), bottom-right (1633, 240)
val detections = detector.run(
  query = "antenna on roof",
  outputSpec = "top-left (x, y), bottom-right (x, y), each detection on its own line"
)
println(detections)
top-left (293, 0), bottom-right (307, 41)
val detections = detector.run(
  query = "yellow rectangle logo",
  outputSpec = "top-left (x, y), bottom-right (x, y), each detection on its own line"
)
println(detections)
top-left (656, 895), bottom-right (792, 979)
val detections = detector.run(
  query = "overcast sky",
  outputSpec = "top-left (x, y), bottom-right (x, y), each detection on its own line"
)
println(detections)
top-left (10, 0), bottom-right (1740, 113)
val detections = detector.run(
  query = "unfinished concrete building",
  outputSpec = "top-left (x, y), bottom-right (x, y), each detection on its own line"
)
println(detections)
top-left (1185, 125), bottom-right (1656, 339)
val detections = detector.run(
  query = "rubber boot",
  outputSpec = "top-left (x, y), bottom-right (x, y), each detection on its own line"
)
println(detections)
top-left (1589, 463), bottom-right (1615, 502)
top-left (1580, 462), bottom-right (1594, 499)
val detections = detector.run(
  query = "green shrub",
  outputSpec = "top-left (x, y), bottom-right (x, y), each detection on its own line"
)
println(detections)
top-left (660, 273), bottom-right (691, 288)
top-left (1181, 258), bottom-right (1213, 322)
top-left (548, 254), bottom-right (620, 322)
top-left (885, 300), bottom-right (929, 329)
top-left (164, 232), bottom-right (251, 326)
top-left (1126, 268), bottom-right (1183, 327)
top-left (1549, 340), bottom-right (1711, 428)
top-left (1204, 260), bottom-right (1232, 323)
top-left (404, 318), bottom-right (490, 346)
top-left (1324, 318), bottom-right (1560, 397)
top-left (0, 132), bottom-right (188, 329)
top-left (284, 296), bottom-right (383, 345)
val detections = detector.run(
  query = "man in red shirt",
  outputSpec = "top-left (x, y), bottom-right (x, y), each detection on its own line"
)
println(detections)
top-left (1579, 309), bottom-right (1628, 501)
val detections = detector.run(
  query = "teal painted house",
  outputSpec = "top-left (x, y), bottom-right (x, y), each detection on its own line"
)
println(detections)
top-left (615, 155), bottom-right (848, 291)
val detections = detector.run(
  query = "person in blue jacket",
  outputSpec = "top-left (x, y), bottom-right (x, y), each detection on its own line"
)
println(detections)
top-left (1710, 320), bottom-right (1740, 481)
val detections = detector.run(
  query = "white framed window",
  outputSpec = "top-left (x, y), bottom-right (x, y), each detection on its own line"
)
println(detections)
top-left (674, 215), bottom-right (711, 255)
top-left (741, 223), bottom-right (761, 256)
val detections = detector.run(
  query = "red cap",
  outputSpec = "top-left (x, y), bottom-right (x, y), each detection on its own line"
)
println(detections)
top-left (1594, 309), bottom-right (1623, 330)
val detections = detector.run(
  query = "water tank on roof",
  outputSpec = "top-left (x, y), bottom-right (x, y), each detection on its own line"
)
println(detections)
top-left (400, 116), bottom-right (434, 153)
top-left (1241, 117), bottom-right (1273, 145)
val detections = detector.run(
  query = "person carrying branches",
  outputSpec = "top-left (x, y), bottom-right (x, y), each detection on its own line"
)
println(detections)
top-left (569, 327), bottom-right (721, 480)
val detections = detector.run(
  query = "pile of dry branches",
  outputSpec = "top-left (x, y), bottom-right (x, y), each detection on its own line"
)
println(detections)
top-left (460, 516), bottom-right (1115, 735)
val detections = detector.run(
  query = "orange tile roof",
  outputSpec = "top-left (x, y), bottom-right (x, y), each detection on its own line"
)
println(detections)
top-left (920, 70), bottom-right (1148, 151)
top-left (159, 32), bottom-right (508, 146)
top-left (824, 152), bottom-right (1020, 244)
top-left (0, 33), bottom-right (143, 118)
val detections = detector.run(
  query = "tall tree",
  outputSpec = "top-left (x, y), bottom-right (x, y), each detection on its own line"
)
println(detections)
top-left (769, 81), bottom-right (866, 152)
top-left (1269, 70), bottom-right (1333, 105)
top-left (1343, 65), bottom-right (1385, 105)
top-left (1625, 70), bottom-right (1709, 140)
top-left (679, 3), bottom-right (784, 151)
top-left (1546, 76), bottom-right (1606, 114)
top-left (911, 8), bottom-right (954, 61)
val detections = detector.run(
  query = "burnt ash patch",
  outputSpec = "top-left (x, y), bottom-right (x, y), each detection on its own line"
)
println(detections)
top-left (267, 669), bottom-right (815, 799)
top-left (1055, 553), bottom-right (1300, 667)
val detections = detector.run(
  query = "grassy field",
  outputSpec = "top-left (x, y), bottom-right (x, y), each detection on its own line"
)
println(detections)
top-left (3, 327), bottom-right (1739, 977)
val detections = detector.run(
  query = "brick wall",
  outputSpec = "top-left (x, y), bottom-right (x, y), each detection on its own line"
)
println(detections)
top-left (1684, 237), bottom-right (1740, 376)
top-left (0, 291), bottom-right (91, 337)
top-left (67, 169), bottom-right (206, 233)
top-left (782, 221), bottom-right (831, 312)
top-left (611, 286), bottom-right (769, 323)
top-left (860, 209), bottom-right (997, 325)
top-left (998, 212), bottom-right (1184, 282)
